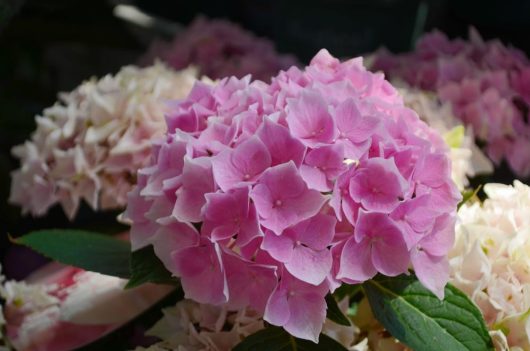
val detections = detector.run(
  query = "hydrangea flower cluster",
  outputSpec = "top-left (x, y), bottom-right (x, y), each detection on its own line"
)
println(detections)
top-left (125, 49), bottom-right (461, 341)
top-left (141, 16), bottom-right (299, 81)
top-left (136, 298), bottom-right (368, 351)
top-left (449, 181), bottom-right (530, 350)
top-left (135, 300), bottom-right (264, 351)
top-left (0, 264), bottom-right (171, 351)
top-left (398, 85), bottom-right (493, 189)
top-left (372, 28), bottom-right (530, 177)
top-left (10, 64), bottom-right (201, 219)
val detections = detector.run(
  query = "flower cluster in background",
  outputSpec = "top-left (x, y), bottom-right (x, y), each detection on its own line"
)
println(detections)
top-left (134, 300), bottom-right (264, 351)
top-left (125, 49), bottom-right (460, 341)
top-left (372, 28), bottom-right (530, 178)
top-left (397, 86), bottom-right (493, 189)
top-left (0, 264), bottom-right (171, 351)
top-left (135, 298), bottom-right (368, 351)
top-left (9, 64), bottom-right (200, 219)
top-left (450, 181), bottom-right (530, 350)
top-left (140, 16), bottom-right (299, 81)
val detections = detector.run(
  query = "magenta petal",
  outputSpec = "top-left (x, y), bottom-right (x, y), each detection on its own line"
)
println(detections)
top-left (212, 136), bottom-right (271, 192)
top-left (414, 153), bottom-right (450, 187)
top-left (224, 251), bottom-right (277, 313)
top-left (256, 118), bottom-right (306, 167)
top-left (284, 288), bottom-right (327, 342)
top-left (300, 165), bottom-right (329, 192)
top-left (261, 230), bottom-right (295, 262)
top-left (411, 249), bottom-right (448, 299)
top-left (419, 214), bottom-right (456, 256)
top-left (171, 241), bottom-right (228, 305)
top-left (264, 286), bottom-right (291, 326)
top-left (286, 246), bottom-right (332, 285)
top-left (337, 238), bottom-right (377, 282)
top-left (371, 232), bottom-right (410, 277)
top-left (349, 157), bottom-right (408, 213)
top-left (173, 157), bottom-right (214, 223)
top-left (151, 220), bottom-right (200, 271)
top-left (251, 162), bottom-right (326, 234)
top-left (293, 214), bottom-right (336, 250)
top-left (286, 90), bottom-right (337, 147)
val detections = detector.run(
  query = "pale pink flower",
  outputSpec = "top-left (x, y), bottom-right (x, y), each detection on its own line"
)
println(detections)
top-left (10, 64), bottom-right (201, 219)
top-left (448, 181), bottom-right (530, 349)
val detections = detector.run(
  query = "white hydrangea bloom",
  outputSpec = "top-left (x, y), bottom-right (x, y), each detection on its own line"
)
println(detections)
top-left (397, 85), bottom-right (493, 189)
top-left (450, 181), bottom-right (530, 349)
top-left (139, 298), bottom-right (368, 351)
top-left (10, 63), bottom-right (201, 219)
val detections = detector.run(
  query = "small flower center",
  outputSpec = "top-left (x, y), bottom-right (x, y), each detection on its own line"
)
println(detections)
top-left (274, 199), bottom-right (283, 207)
top-left (243, 173), bottom-right (251, 180)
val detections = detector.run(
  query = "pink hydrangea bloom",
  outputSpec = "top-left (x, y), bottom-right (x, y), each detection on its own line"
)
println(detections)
top-left (141, 16), bottom-right (299, 81)
top-left (9, 64), bottom-right (201, 219)
top-left (125, 50), bottom-right (460, 342)
top-left (372, 28), bottom-right (530, 178)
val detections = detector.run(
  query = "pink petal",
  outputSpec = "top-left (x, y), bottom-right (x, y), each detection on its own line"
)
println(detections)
top-left (151, 220), bottom-right (200, 271)
top-left (212, 136), bottom-right (271, 192)
top-left (292, 214), bottom-right (336, 250)
top-left (223, 251), bottom-right (277, 313)
top-left (337, 238), bottom-right (377, 282)
top-left (173, 157), bottom-right (215, 223)
top-left (261, 230), bottom-right (295, 262)
top-left (264, 286), bottom-right (291, 326)
top-left (349, 157), bottom-right (408, 213)
top-left (419, 213), bottom-right (456, 256)
top-left (250, 162), bottom-right (326, 234)
top-left (286, 246), bottom-right (332, 285)
top-left (284, 287), bottom-right (327, 342)
top-left (171, 241), bottom-right (228, 305)
top-left (256, 118), bottom-right (306, 167)
top-left (286, 90), bottom-right (337, 147)
top-left (411, 249), bottom-right (448, 299)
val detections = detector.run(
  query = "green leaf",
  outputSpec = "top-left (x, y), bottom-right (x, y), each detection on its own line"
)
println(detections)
top-left (232, 326), bottom-right (348, 351)
top-left (325, 293), bottom-right (350, 326)
top-left (13, 229), bottom-right (131, 279)
top-left (125, 245), bottom-right (179, 289)
top-left (363, 274), bottom-right (494, 351)
top-left (458, 185), bottom-right (482, 210)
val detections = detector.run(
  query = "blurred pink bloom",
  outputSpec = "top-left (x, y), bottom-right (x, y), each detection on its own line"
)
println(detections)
top-left (372, 28), bottom-right (530, 177)
top-left (141, 16), bottom-right (299, 81)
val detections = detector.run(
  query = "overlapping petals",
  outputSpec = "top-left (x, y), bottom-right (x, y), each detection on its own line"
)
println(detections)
top-left (125, 50), bottom-right (460, 341)
top-left (10, 64), bottom-right (201, 219)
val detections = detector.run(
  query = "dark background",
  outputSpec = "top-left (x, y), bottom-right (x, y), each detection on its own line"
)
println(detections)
top-left (1, 0), bottom-right (530, 279)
